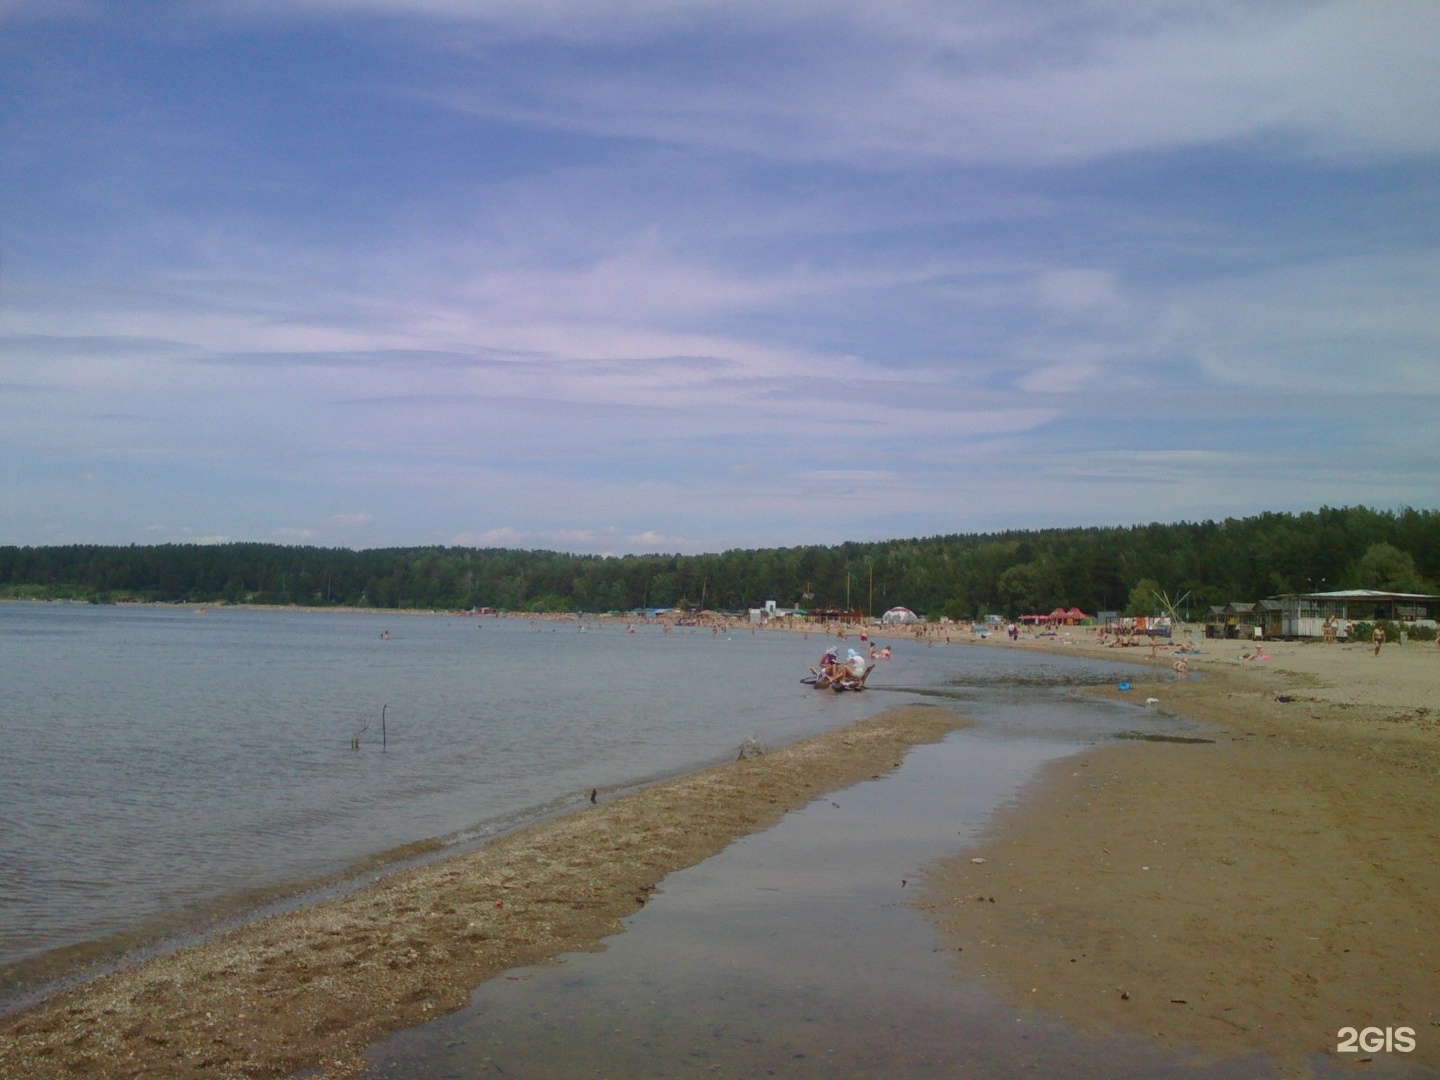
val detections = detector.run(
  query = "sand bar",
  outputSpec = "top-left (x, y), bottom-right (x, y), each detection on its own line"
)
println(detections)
top-left (0, 704), bottom-right (969, 1080)
top-left (922, 634), bottom-right (1440, 1074)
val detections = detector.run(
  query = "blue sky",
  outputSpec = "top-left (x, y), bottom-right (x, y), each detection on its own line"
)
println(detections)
top-left (3, 0), bottom-right (1437, 554)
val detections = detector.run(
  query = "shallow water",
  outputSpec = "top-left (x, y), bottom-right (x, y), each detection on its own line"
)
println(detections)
top-left (364, 718), bottom-right (1290, 1079)
top-left (365, 705), bottom-right (1435, 1080)
top-left (1, 603), bottom-right (1148, 1006)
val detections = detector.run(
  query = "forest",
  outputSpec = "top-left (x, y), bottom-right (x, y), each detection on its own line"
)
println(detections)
top-left (1, 506), bottom-right (1436, 619)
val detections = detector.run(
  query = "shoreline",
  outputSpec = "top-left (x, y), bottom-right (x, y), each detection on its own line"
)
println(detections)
top-left (9, 612), bottom-right (1438, 1075)
top-left (0, 739), bottom-right (792, 1014)
top-left (920, 635), bottom-right (1440, 1072)
top-left (0, 704), bottom-right (970, 1080)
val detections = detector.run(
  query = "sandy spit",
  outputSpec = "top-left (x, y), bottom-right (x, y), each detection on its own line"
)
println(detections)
top-left (921, 635), bottom-right (1440, 1075)
top-left (0, 704), bottom-right (969, 1080)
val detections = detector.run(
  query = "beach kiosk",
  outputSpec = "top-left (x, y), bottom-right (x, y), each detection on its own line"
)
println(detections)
top-left (1274, 590), bottom-right (1440, 639)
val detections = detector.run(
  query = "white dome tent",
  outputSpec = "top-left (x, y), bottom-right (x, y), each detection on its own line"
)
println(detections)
top-left (880, 606), bottom-right (920, 625)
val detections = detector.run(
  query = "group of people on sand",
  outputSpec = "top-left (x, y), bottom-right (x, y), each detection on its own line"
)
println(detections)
top-left (1321, 616), bottom-right (1352, 643)
top-left (1323, 616), bottom-right (1435, 656)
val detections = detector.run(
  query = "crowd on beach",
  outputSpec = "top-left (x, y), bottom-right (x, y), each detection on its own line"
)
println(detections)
top-left (486, 607), bottom-right (1440, 674)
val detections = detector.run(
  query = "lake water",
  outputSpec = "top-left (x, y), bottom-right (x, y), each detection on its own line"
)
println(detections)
top-left (0, 602), bottom-right (1158, 1010)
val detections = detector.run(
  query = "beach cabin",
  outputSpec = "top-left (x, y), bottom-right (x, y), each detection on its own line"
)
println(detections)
top-left (1273, 590), bottom-right (1440, 639)
top-left (1256, 599), bottom-right (1284, 639)
top-left (1204, 601), bottom-right (1279, 640)
top-left (1204, 605), bottom-right (1230, 639)
top-left (1204, 591), bottom-right (1440, 639)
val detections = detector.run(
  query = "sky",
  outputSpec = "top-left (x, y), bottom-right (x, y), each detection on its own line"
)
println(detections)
top-left (2, 0), bottom-right (1437, 554)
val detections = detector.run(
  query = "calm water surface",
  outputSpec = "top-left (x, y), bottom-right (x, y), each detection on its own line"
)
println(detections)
top-left (0, 602), bottom-right (1149, 1007)
top-left (367, 733), bottom-right (1285, 1080)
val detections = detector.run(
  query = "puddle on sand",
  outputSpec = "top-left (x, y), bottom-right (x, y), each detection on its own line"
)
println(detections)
top-left (364, 722), bottom-right (1291, 1079)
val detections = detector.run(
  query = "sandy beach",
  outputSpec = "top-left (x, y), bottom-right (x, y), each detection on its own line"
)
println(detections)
top-left (922, 631), bottom-right (1440, 1075)
top-left (4, 626), bottom-right (1438, 1078)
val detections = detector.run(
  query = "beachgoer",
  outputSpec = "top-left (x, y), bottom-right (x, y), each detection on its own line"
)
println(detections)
top-left (1373, 625), bottom-right (1386, 656)
top-left (814, 647), bottom-right (865, 688)
top-left (811, 647), bottom-right (840, 686)
top-left (881, 645), bottom-right (892, 659)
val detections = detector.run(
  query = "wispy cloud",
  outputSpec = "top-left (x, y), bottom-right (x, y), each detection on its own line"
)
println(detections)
top-left (1, 1), bottom-right (1435, 550)
top-left (371, 1), bottom-right (1440, 165)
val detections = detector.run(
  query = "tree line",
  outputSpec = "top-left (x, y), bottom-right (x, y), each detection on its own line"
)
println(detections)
top-left (1, 506), bottom-right (1436, 619)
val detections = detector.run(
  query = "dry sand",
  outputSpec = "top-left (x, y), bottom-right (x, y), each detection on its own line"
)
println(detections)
top-left (922, 633), bottom-right (1440, 1075)
top-left (0, 705), bottom-right (968, 1080)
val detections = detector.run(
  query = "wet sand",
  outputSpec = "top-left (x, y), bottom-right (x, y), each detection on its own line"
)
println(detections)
top-left (364, 725), bottom-right (1245, 1080)
top-left (0, 705), bottom-right (968, 1080)
top-left (922, 635), bottom-right (1440, 1075)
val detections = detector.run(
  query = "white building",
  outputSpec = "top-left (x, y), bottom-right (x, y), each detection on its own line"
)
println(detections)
top-left (749, 598), bottom-right (805, 623)
top-left (1273, 590), bottom-right (1440, 638)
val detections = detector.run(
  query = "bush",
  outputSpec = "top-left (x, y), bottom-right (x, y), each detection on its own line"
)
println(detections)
top-left (1349, 620), bottom-right (1436, 643)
